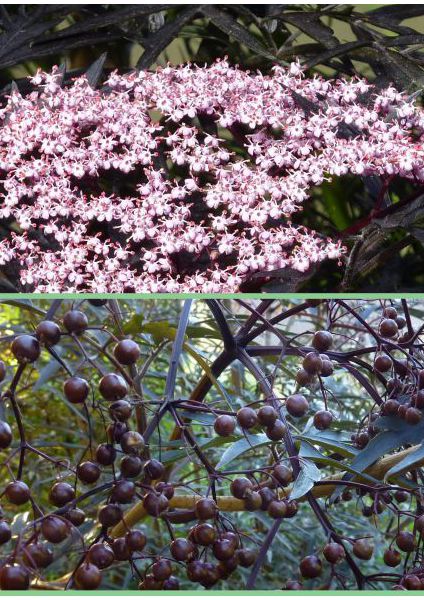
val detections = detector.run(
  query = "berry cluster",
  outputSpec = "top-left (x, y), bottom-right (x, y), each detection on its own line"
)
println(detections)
top-left (0, 60), bottom-right (423, 291)
top-left (0, 299), bottom-right (424, 590)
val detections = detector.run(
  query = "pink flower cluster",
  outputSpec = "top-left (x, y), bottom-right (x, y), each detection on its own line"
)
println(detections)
top-left (0, 59), bottom-right (423, 292)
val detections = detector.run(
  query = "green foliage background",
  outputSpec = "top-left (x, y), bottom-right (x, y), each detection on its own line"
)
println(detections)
top-left (0, 298), bottom-right (423, 589)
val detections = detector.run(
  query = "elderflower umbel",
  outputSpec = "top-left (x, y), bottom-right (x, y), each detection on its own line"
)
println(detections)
top-left (0, 60), bottom-right (422, 292)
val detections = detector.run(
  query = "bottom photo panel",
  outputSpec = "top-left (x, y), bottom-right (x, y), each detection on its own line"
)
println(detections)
top-left (0, 297), bottom-right (422, 592)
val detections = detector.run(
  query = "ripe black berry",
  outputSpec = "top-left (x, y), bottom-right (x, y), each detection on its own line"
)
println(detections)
top-left (214, 414), bottom-right (236, 437)
top-left (74, 563), bottom-right (101, 589)
top-left (120, 455), bottom-right (142, 478)
top-left (171, 538), bottom-right (196, 562)
top-left (63, 310), bottom-right (88, 335)
top-left (302, 352), bottom-right (323, 375)
top-left (11, 335), bottom-right (40, 363)
top-left (213, 538), bottom-right (236, 560)
top-left (99, 373), bottom-right (128, 401)
top-left (299, 555), bottom-right (322, 578)
top-left (111, 480), bottom-right (135, 503)
top-left (195, 498), bottom-right (218, 520)
top-left (23, 542), bottom-right (53, 568)
top-left (0, 521), bottom-right (11, 545)
top-left (120, 430), bottom-right (145, 454)
top-left (273, 464), bottom-right (293, 486)
top-left (286, 394), bottom-right (309, 418)
top-left (323, 542), bottom-right (345, 564)
top-left (230, 477), bottom-right (253, 499)
top-left (95, 443), bottom-right (116, 465)
top-left (313, 410), bottom-right (333, 430)
top-left (36, 320), bottom-right (61, 346)
top-left (109, 399), bottom-right (132, 421)
top-left (41, 516), bottom-right (69, 544)
top-left (77, 461), bottom-right (101, 484)
top-left (66, 507), bottom-right (86, 526)
top-left (237, 548), bottom-right (256, 567)
top-left (87, 543), bottom-right (115, 569)
top-left (396, 531), bottom-right (416, 552)
top-left (49, 481), bottom-right (75, 507)
top-left (379, 318), bottom-right (398, 339)
top-left (143, 492), bottom-right (168, 517)
top-left (113, 339), bottom-right (141, 365)
top-left (111, 537), bottom-right (131, 561)
top-left (98, 504), bottom-right (123, 527)
top-left (405, 407), bottom-right (421, 425)
top-left (125, 530), bottom-right (147, 552)
top-left (152, 559), bottom-right (172, 580)
top-left (266, 419), bottom-right (286, 440)
top-left (5, 481), bottom-right (30, 505)
top-left (352, 539), bottom-right (373, 560)
top-left (0, 421), bottom-right (12, 449)
top-left (195, 523), bottom-right (218, 546)
top-left (0, 564), bottom-right (29, 590)
top-left (236, 407), bottom-right (258, 429)
top-left (144, 459), bottom-right (165, 480)
top-left (383, 306), bottom-right (398, 319)
top-left (64, 376), bottom-right (89, 404)
top-left (312, 330), bottom-right (333, 352)
top-left (257, 405), bottom-right (278, 426)
top-left (268, 500), bottom-right (287, 518)
top-left (383, 548), bottom-right (401, 567)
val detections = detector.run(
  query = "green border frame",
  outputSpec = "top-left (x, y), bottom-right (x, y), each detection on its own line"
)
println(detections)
top-left (2, 293), bottom-right (424, 595)
top-left (0, 293), bottom-right (424, 300)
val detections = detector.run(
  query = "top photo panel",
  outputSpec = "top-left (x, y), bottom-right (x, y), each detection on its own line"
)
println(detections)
top-left (0, 3), bottom-right (423, 294)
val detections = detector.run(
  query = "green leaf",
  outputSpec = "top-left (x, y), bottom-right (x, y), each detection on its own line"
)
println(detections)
top-left (297, 429), bottom-right (357, 458)
top-left (161, 435), bottom-right (238, 465)
top-left (385, 443), bottom-right (424, 480)
top-left (215, 433), bottom-right (269, 469)
top-left (290, 459), bottom-right (321, 500)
